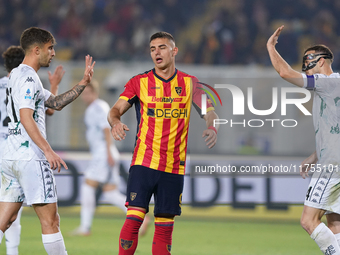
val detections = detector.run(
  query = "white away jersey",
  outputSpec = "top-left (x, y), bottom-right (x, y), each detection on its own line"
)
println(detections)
top-left (303, 72), bottom-right (340, 166)
top-left (84, 98), bottom-right (112, 159)
top-left (0, 76), bottom-right (9, 136)
top-left (3, 64), bottom-right (51, 160)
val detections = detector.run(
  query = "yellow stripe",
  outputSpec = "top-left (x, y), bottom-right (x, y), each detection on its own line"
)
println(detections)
top-left (155, 217), bottom-right (174, 223)
top-left (177, 77), bottom-right (192, 175)
top-left (119, 96), bottom-right (129, 101)
top-left (206, 107), bottom-right (215, 113)
top-left (134, 77), bottom-right (149, 165)
top-left (164, 78), bottom-right (180, 173)
top-left (149, 76), bottom-right (163, 170)
top-left (127, 210), bottom-right (146, 219)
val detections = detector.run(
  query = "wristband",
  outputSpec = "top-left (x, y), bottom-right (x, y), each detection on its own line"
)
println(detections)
top-left (208, 126), bottom-right (217, 134)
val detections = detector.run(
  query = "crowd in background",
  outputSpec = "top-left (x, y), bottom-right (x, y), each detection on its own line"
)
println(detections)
top-left (1, 0), bottom-right (340, 68)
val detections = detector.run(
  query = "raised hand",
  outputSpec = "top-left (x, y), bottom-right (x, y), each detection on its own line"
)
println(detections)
top-left (48, 65), bottom-right (65, 89)
top-left (267, 25), bottom-right (284, 47)
top-left (81, 55), bottom-right (96, 85)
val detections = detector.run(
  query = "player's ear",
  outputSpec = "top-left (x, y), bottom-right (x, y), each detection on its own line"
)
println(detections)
top-left (173, 47), bottom-right (178, 57)
top-left (319, 57), bottom-right (325, 67)
top-left (33, 45), bottom-right (40, 55)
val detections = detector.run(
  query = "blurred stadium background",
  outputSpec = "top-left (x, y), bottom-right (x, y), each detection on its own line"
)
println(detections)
top-left (0, 0), bottom-right (337, 254)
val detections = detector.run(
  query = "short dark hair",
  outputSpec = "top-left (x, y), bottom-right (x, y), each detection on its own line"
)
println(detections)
top-left (304, 45), bottom-right (334, 62)
top-left (20, 27), bottom-right (56, 53)
top-left (2, 46), bottom-right (25, 73)
top-left (150, 32), bottom-right (175, 44)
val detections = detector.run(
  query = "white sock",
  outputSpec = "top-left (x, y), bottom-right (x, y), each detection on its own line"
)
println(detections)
top-left (80, 183), bottom-right (96, 232)
top-left (5, 207), bottom-right (23, 255)
top-left (42, 232), bottom-right (67, 255)
top-left (0, 230), bottom-right (4, 244)
top-left (335, 233), bottom-right (340, 248)
top-left (103, 189), bottom-right (127, 213)
top-left (311, 222), bottom-right (340, 254)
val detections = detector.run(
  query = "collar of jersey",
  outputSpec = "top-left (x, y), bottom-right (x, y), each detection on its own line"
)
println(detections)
top-left (152, 68), bottom-right (177, 83)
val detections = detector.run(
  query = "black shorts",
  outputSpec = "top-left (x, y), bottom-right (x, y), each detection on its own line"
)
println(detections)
top-left (125, 165), bottom-right (184, 216)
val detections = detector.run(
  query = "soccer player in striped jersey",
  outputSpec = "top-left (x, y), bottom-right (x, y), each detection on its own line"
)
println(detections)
top-left (268, 25), bottom-right (340, 255)
top-left (0, 27), bottom-right (95, 255)
top-left (108, 32), bottom-right (219, 255)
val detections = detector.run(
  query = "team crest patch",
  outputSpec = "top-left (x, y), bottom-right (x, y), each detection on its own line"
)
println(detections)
top-left (175, 86), bottom-right (182, 96)
top-left (167, 244), bottom-right (172, 252)
top-left (120, 239), bottom-right (133, 250)
top-left (130, 192), bottom-right (137, 201)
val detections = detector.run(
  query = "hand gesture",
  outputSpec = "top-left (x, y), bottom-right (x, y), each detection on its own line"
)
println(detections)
top-left (81, 55), bottom-right (96, 85)
top-left (300, 152), bottom-right (317, 179)
top-left (202, 129), bottom-right (217, 149)
top-left (267, 25), bottom-right (284, 47)
top-left (48, 65), bottom-right (65, 91)
top-left (44, 149), bottom-right (68, 173)
top-left (111, 121), bottom-right (130, 141)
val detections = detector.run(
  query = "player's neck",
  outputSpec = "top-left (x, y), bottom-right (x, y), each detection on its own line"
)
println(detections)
top-left (22, 57), bottom-right (40, 72)
top-left (154, 65), bottom-right (176, 80)
top-left (320, 66), bottom-right (333, 76)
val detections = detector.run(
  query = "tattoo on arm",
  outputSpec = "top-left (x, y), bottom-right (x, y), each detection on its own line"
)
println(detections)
top-left (45, 84), bottom-right (86, 110)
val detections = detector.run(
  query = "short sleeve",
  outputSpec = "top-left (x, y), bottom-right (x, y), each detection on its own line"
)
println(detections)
top-left (44, 88), bottom-right (52, 101)
top-left (119, 78), bottom-right (138, 105)
top-left (302, 73), bottom-right (316, 90)
top-left (192, 77), bottom-right (214, 118)
top-left (18, 75), bottom-right (38, 110)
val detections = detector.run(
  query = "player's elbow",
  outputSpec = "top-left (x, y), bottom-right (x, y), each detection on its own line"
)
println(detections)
top-left (278, 69), bottom-right (290, 79)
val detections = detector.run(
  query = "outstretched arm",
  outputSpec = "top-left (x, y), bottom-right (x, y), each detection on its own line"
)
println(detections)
top-left (267, 25), bottom-right (304, 87)
top-left (46, 65), bottom-right (65, 116)
top-left (108, 99), bottom-right (131, 141)
top-left (202, 110), bottom-right (219, 149)
top-left (45, 55), bottom-right (95, 110)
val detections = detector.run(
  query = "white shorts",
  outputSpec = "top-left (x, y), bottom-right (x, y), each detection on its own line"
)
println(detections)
top-left (85, 159), bottom-right (120, 185)
top-left (304, 167), bottom-right (340, 214)
top-left (85, 145), bottom-right (120, 185)
top-left (0, 159), bottom-right (57, 205)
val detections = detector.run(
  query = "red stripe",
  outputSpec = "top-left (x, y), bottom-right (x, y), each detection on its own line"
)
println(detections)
top-left (158, 118), bottom-right (171, 171)
top-left (172, 118), bottom-right (185, 174)
top-left (141, 116), bottom-right (154, 167)
top-left (177, 73), bottom-right (186, 97)
top-left (148, 72), bottom-right (156, 97)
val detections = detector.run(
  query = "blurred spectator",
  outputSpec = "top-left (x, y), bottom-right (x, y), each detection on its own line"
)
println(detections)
top-left (1, 0), bottom-right (340, 68)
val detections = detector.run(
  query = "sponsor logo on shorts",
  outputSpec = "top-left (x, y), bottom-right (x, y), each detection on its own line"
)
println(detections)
top-left (130, 192), bottom-right (137, 201)
top-left (120, 239), bottom-right (133, 250)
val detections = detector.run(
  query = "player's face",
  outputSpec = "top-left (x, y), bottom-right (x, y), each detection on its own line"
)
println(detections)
top-left (150, 38), bottom-right (178, 70)
top-left (39, 41), bottom-right (55, 67)
top-left (304, 50), bottom-right (320, 75)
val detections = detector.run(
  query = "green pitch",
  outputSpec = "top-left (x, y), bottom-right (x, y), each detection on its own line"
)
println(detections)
top-left (0, 206), bottom-right (320, 254)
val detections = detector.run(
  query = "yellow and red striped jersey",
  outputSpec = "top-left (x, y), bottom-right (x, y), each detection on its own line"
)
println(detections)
top-left (120, 68), bottom-right (214, 175)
